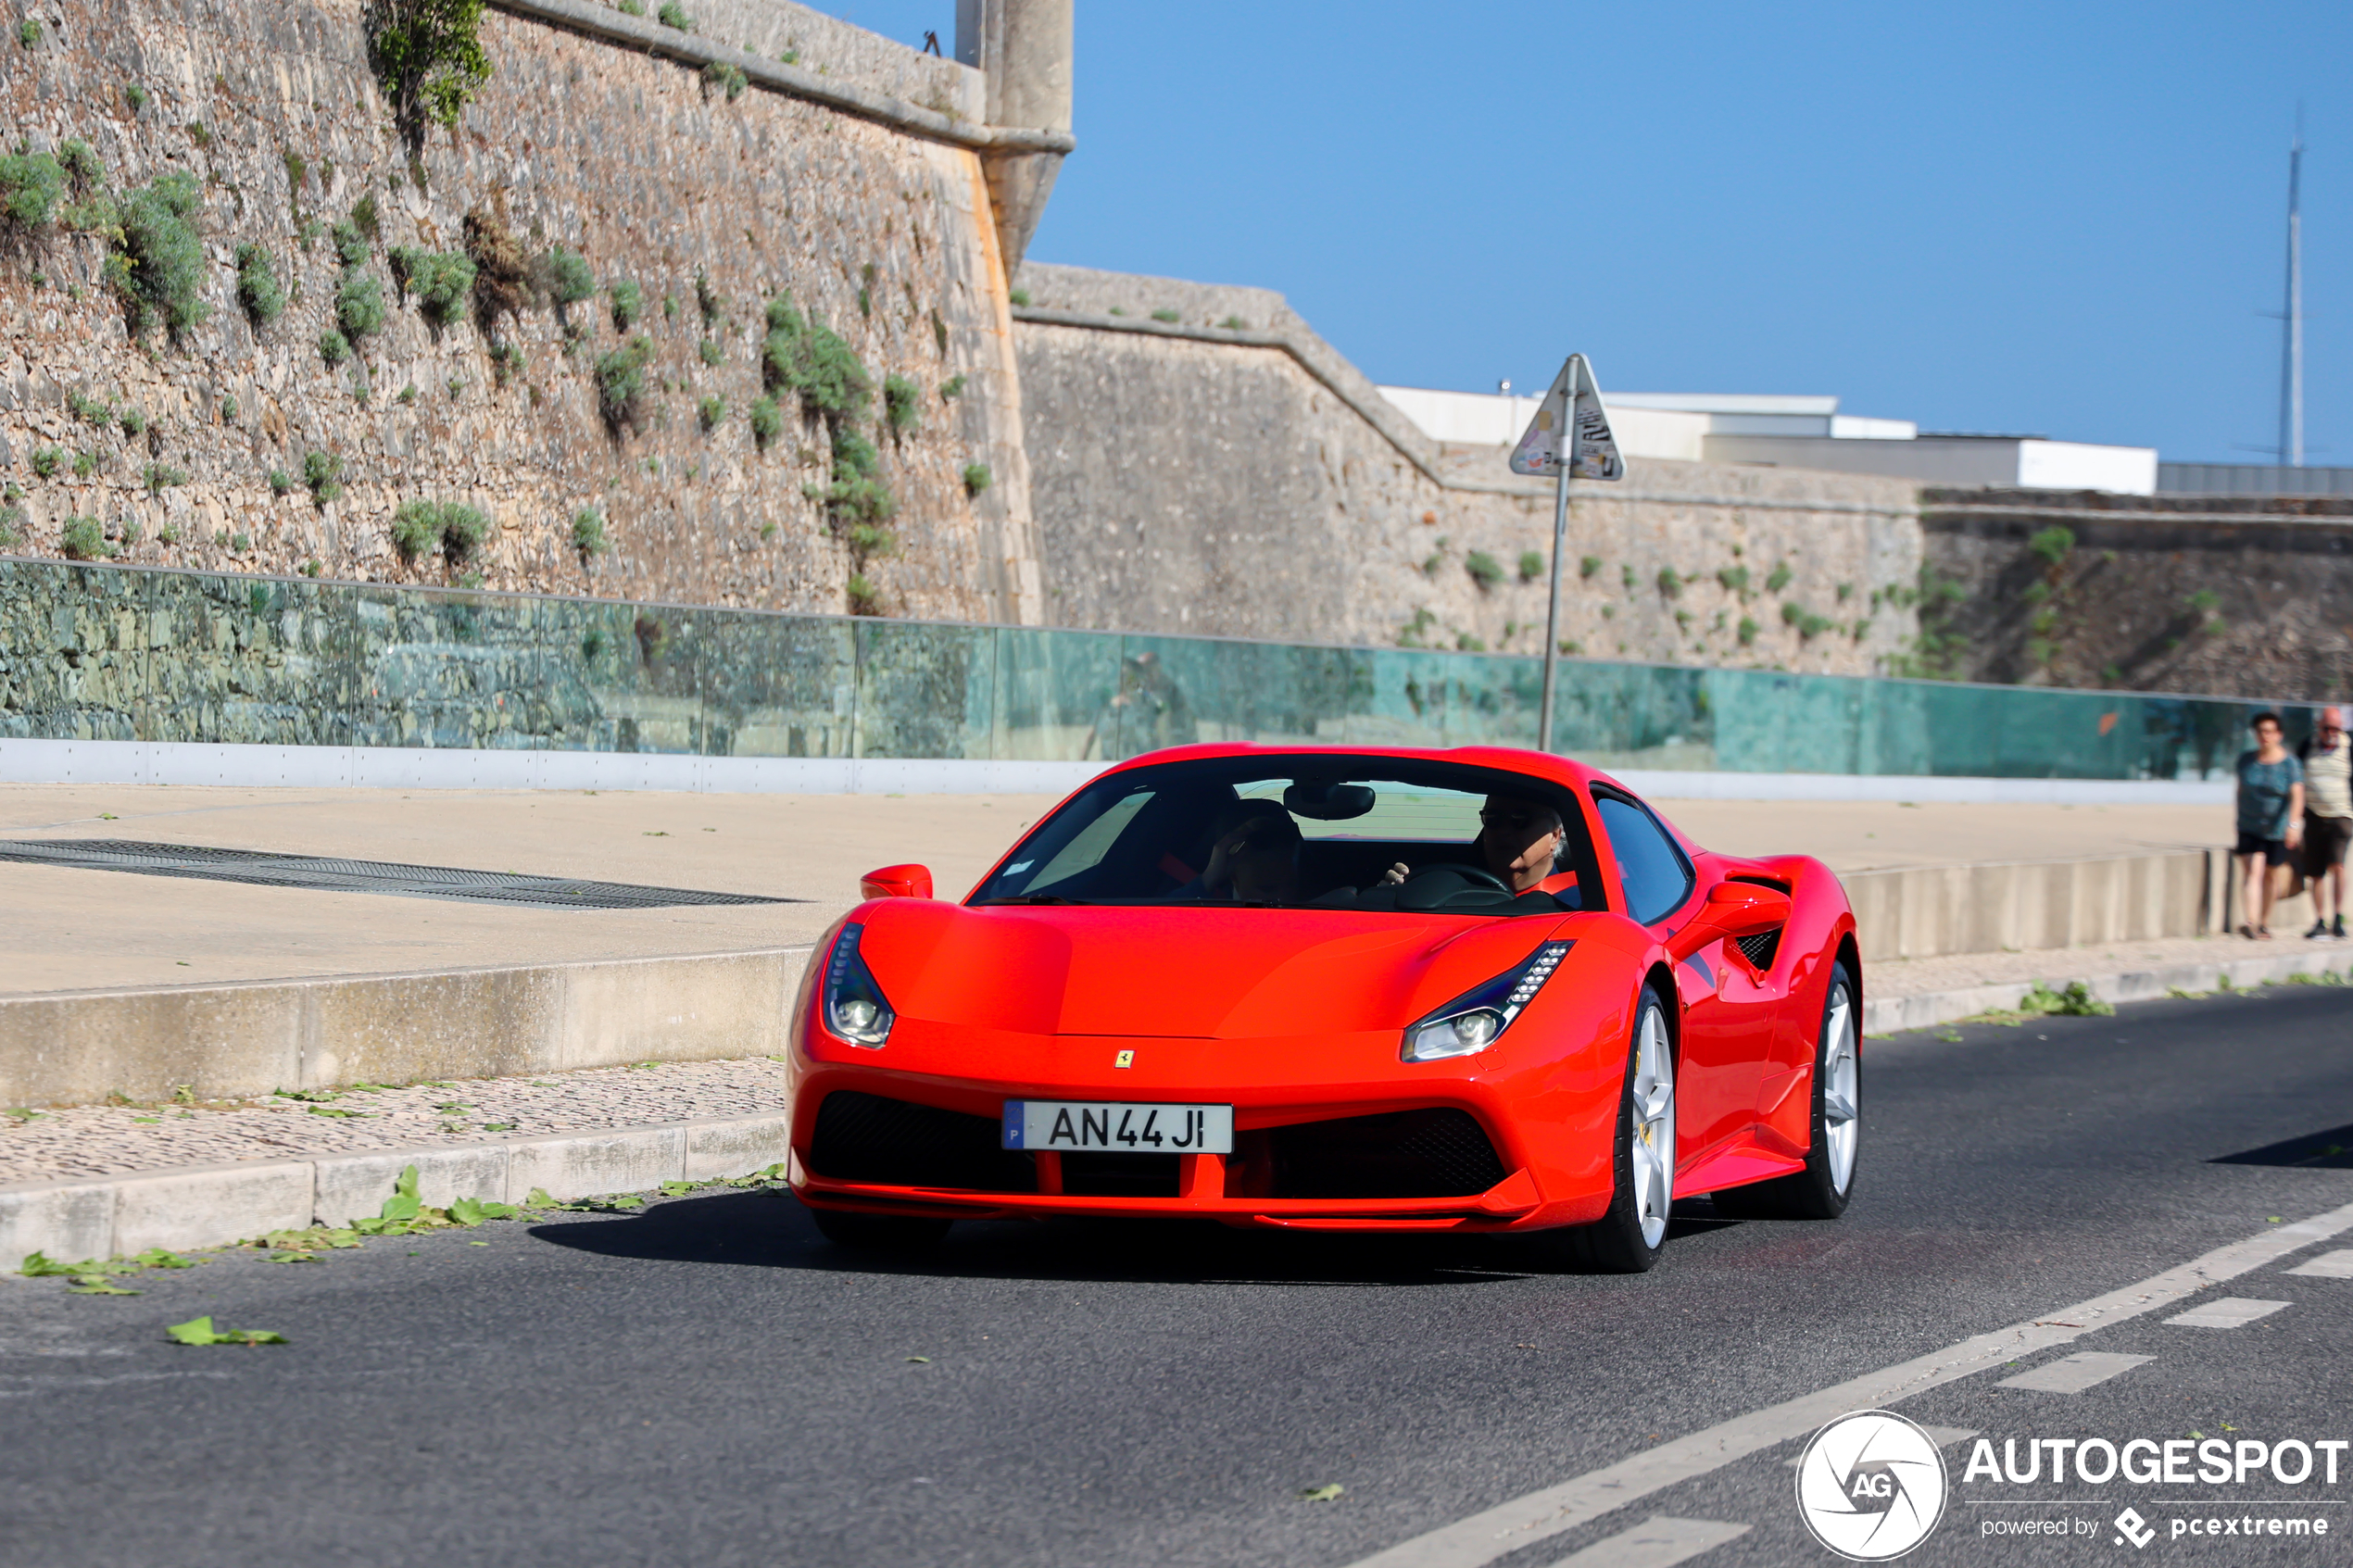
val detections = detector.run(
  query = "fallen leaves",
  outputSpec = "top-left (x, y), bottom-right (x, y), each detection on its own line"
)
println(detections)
top-left (166, 1316), bottom-right (286, 1347)
top-left (1299, 1485), bottom-right (1345, 1502)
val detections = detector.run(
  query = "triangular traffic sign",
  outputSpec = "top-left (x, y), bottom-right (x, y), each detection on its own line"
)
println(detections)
top-left (1509, 354), bottom-right (1624, 480)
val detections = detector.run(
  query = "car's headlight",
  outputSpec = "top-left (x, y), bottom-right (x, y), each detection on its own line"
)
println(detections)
top-left (1402, 940), bottom-right (1573, 1062)
top-left (822, 922), bottom-right (895, 1047)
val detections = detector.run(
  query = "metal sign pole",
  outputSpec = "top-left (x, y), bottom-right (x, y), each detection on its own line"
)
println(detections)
top-left (1538, 460), bottom-right (1569, 753)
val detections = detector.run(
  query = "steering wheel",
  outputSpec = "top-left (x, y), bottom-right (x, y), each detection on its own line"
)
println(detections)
top-left (1397, 863), bottom-right (1515, 909)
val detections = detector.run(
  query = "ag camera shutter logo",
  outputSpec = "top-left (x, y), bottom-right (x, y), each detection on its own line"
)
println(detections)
top-left (1794, 1410), bottom-right (1949, 1561)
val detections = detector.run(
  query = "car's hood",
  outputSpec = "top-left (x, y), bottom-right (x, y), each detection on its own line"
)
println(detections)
top-left (856, 901), bottom-right (1585, 1039)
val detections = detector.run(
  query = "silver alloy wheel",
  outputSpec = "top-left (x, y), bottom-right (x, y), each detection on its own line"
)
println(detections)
top-left (1629, 1002), bottom-right (1677, 1248)
top-left (1821, 983), bottom-right (1859, 1194)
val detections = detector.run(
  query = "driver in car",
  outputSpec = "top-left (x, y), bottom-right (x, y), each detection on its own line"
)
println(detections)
top-left (1380, 794), bottom-right (1572, 897)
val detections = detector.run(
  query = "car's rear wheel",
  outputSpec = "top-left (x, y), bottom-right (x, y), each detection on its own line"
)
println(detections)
top-left (808, 1206), bottom-right (952, 1253)
top-left (1537, 984), bottom-right (1675, 1273)
top-left (1712, 958), bottom-right (1858, 1221)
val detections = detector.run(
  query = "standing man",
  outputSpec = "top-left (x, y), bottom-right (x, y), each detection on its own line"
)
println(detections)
top-left (2300, 706), bottom-right (2352, 940)
top-left (2235, 710), bottom-right (2305, 940)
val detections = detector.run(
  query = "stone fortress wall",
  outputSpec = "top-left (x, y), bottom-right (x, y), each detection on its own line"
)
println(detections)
top-left (0, 0), bottom-right (1046, 623)
top-left (1011, 264), bottom-right (1924, 677)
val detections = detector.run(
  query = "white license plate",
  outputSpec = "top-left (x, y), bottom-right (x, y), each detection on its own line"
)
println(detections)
top-left (1001, 1100), bottom-right (1234, 1155)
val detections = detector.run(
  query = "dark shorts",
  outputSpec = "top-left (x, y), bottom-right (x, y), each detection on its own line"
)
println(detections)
top-left (2236, 831), bottom-right (2292, 865)
top-left (2304, 814), bottom-right (2353, 874)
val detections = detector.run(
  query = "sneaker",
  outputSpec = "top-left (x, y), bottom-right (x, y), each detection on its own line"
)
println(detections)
top-left (2337, 916), bottom-right (2347, 940)
top-left (2308, 920), bottom-right (2331, 940)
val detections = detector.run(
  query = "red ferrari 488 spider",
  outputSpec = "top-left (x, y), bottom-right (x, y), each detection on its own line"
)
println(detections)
top-left (786, 745), bottom-right (1860, 1271)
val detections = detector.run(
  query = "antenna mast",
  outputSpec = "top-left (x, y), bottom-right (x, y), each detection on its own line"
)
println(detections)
top-left (2280, 115), bottom-right (2305, 469)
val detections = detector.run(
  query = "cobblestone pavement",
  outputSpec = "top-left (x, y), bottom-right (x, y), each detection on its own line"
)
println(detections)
top-left (0, 1057), bottom-right (790, 1185)
top-left (1865, 928), bottom-right (2335, 997)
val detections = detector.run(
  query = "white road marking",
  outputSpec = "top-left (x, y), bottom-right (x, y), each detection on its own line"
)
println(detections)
top-left (1541, 1515), bottom-right (1749, 1568)
top-left (2286, 1248), bottom-right (2353, 1277)
top-left (2164, 1296), bottom-right (2291, 1327)
top-left (1997, 1351), bottom-right (2155, 1393)
top-left (1784, 1424), bottom-right (1976, 1466)
top-left (1344, 1198), bottom-right (2353, 1568)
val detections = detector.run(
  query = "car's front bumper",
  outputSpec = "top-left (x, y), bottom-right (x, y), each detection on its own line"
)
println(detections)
top-left (786, 1027), bottom-right (1618, 1232)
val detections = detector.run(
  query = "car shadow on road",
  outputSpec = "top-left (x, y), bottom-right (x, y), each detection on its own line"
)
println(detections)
top-left (527, 1187), bottom-right (1741, 1287)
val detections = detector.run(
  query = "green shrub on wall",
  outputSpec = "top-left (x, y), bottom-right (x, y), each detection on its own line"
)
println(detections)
top-left (391, 499), bottom-right (490, 563)
top-left (596, 336), bottom-right (655, 432)
top-left (59, 517), bottom-right (112, 559)
top-left (369, 0), bottom-right (493, 144)
top-left (762, 295), bottom-right (871, 421)
top-left (234, 244), bottom-right (285, 327)
top-left (104, 173), bottom-right (209, 344)
top-left (0, 152), bottom-right (65, 227)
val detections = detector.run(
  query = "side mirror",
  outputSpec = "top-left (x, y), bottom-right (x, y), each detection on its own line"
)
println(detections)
top-left (859, 862), bottom-right (934, 900)
top-left (1667, 881), bottom-right (1791, 959)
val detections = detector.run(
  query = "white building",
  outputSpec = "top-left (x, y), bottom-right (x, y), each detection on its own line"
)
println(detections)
top-left (1376, 386), bottom-right (2158, 495)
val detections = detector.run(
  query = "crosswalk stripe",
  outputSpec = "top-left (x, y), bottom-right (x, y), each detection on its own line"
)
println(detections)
top-left (1542, 1516), bottom-right (1749, 1568)
top-left (2163, 1297), bottom-right (2292, 1327)
top-left (1340, 1198), bottom-right (2353, 1568)
top-left (2286, 1248), bottom-right (2353, 1277)
top-left (1998, 1351), bottom-right (2154, 1392)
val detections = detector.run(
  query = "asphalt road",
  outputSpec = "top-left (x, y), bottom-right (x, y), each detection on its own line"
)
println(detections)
top-left (7, 985), bottom-right (2353, 1567)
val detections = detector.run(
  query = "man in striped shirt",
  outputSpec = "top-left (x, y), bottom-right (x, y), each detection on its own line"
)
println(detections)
top-left (2300, 706), bottom-right (2352, 941)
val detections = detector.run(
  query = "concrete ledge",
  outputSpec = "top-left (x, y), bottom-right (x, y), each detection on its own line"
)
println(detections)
top-left (0, 1110), bottom-right (791, 1272)
top-left (1841, 850), bottom-right (2219, 962)
top-left (1862, 944), bottom-right (2353, 1035)
top-left (0, 947), bottom-right (813, 1109)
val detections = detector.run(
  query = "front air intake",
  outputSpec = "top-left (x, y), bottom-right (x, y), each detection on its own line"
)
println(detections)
top-left (1268, 1108), bottom-right (1507, 1199)
top-left (807, 1090), bottom-right (1036, 1191)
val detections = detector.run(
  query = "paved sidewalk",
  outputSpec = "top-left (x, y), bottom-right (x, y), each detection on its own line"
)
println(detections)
top-left (1, 784), bottom-right (2224, 997)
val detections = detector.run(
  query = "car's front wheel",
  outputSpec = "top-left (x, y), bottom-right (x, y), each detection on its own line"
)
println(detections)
top-left (1536, 984), bottom-right (1676, 1273)
top-left (1713, 958), bottom-right (1858, 1221)
top-left (808, 1206), bottom-right (952, 1253)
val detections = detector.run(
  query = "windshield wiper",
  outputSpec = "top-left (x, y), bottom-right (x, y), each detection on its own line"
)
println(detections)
top-left (976, 894), bottom-right (1090, 905)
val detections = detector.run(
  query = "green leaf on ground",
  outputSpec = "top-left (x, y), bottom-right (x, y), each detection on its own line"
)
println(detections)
top-left (165, 1316), bottom-right (287, 1346)
top-left (1300, 1484), bottom-right (1345, 1502)
top-left (433, 1102), bottom-right (475, 1113)
top-left (273, 1088), bottom-right (340, 1103)
top-left (598, 1194), bottom-right (646, 1210)
top-left (905, 1356), bottom-right (930, 1363)
top-left (482, 1123), bottom-right (515, 1133)
top-left (19, 1251), bottom-right (82, 1276)
top-left (266, 1252), bottom-right (318, 1264)
top-left (447, 1197), bottom-right (520, 1226)
top-left (659, 1181), bottom-right (697, 1197)
top-left (67, 1275), bottom-right (140, 1294)
top-left (133, 1248), bottom-right (196, 1269)
top-left (522, 1188), bottom-right (559, 1209)
top-left (307, 1105), bottom-right (368, 1118)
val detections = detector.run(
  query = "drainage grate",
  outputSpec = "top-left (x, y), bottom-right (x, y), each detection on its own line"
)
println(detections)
top-left (0, 838), bottom-right (794, 910)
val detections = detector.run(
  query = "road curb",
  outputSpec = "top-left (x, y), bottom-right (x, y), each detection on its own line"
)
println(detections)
top-left (1862, 944), bottom-right (2353, 1035)
top-left (0, 1110), bottom-right (792, 1273)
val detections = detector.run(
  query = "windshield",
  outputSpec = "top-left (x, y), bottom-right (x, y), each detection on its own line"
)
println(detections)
top-left (970, 755), bottom-right (1604, 917)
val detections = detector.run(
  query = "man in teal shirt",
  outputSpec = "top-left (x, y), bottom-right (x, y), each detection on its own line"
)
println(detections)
top-left (2236, 710), bottom-right (2305, 939)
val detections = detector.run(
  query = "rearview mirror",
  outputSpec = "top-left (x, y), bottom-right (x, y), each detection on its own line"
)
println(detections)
top-left (1284, 782), bottom-right (1376, 821)
top-left (859, 863), bottom-right (934, 900)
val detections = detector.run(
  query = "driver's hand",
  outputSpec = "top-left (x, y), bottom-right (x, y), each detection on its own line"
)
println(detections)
top-left (1379, 862), bottom-right (1409, 885)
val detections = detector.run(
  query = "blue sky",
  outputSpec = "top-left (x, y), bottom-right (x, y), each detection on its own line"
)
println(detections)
top-left (822, 2), bottom-right (2347, 463)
